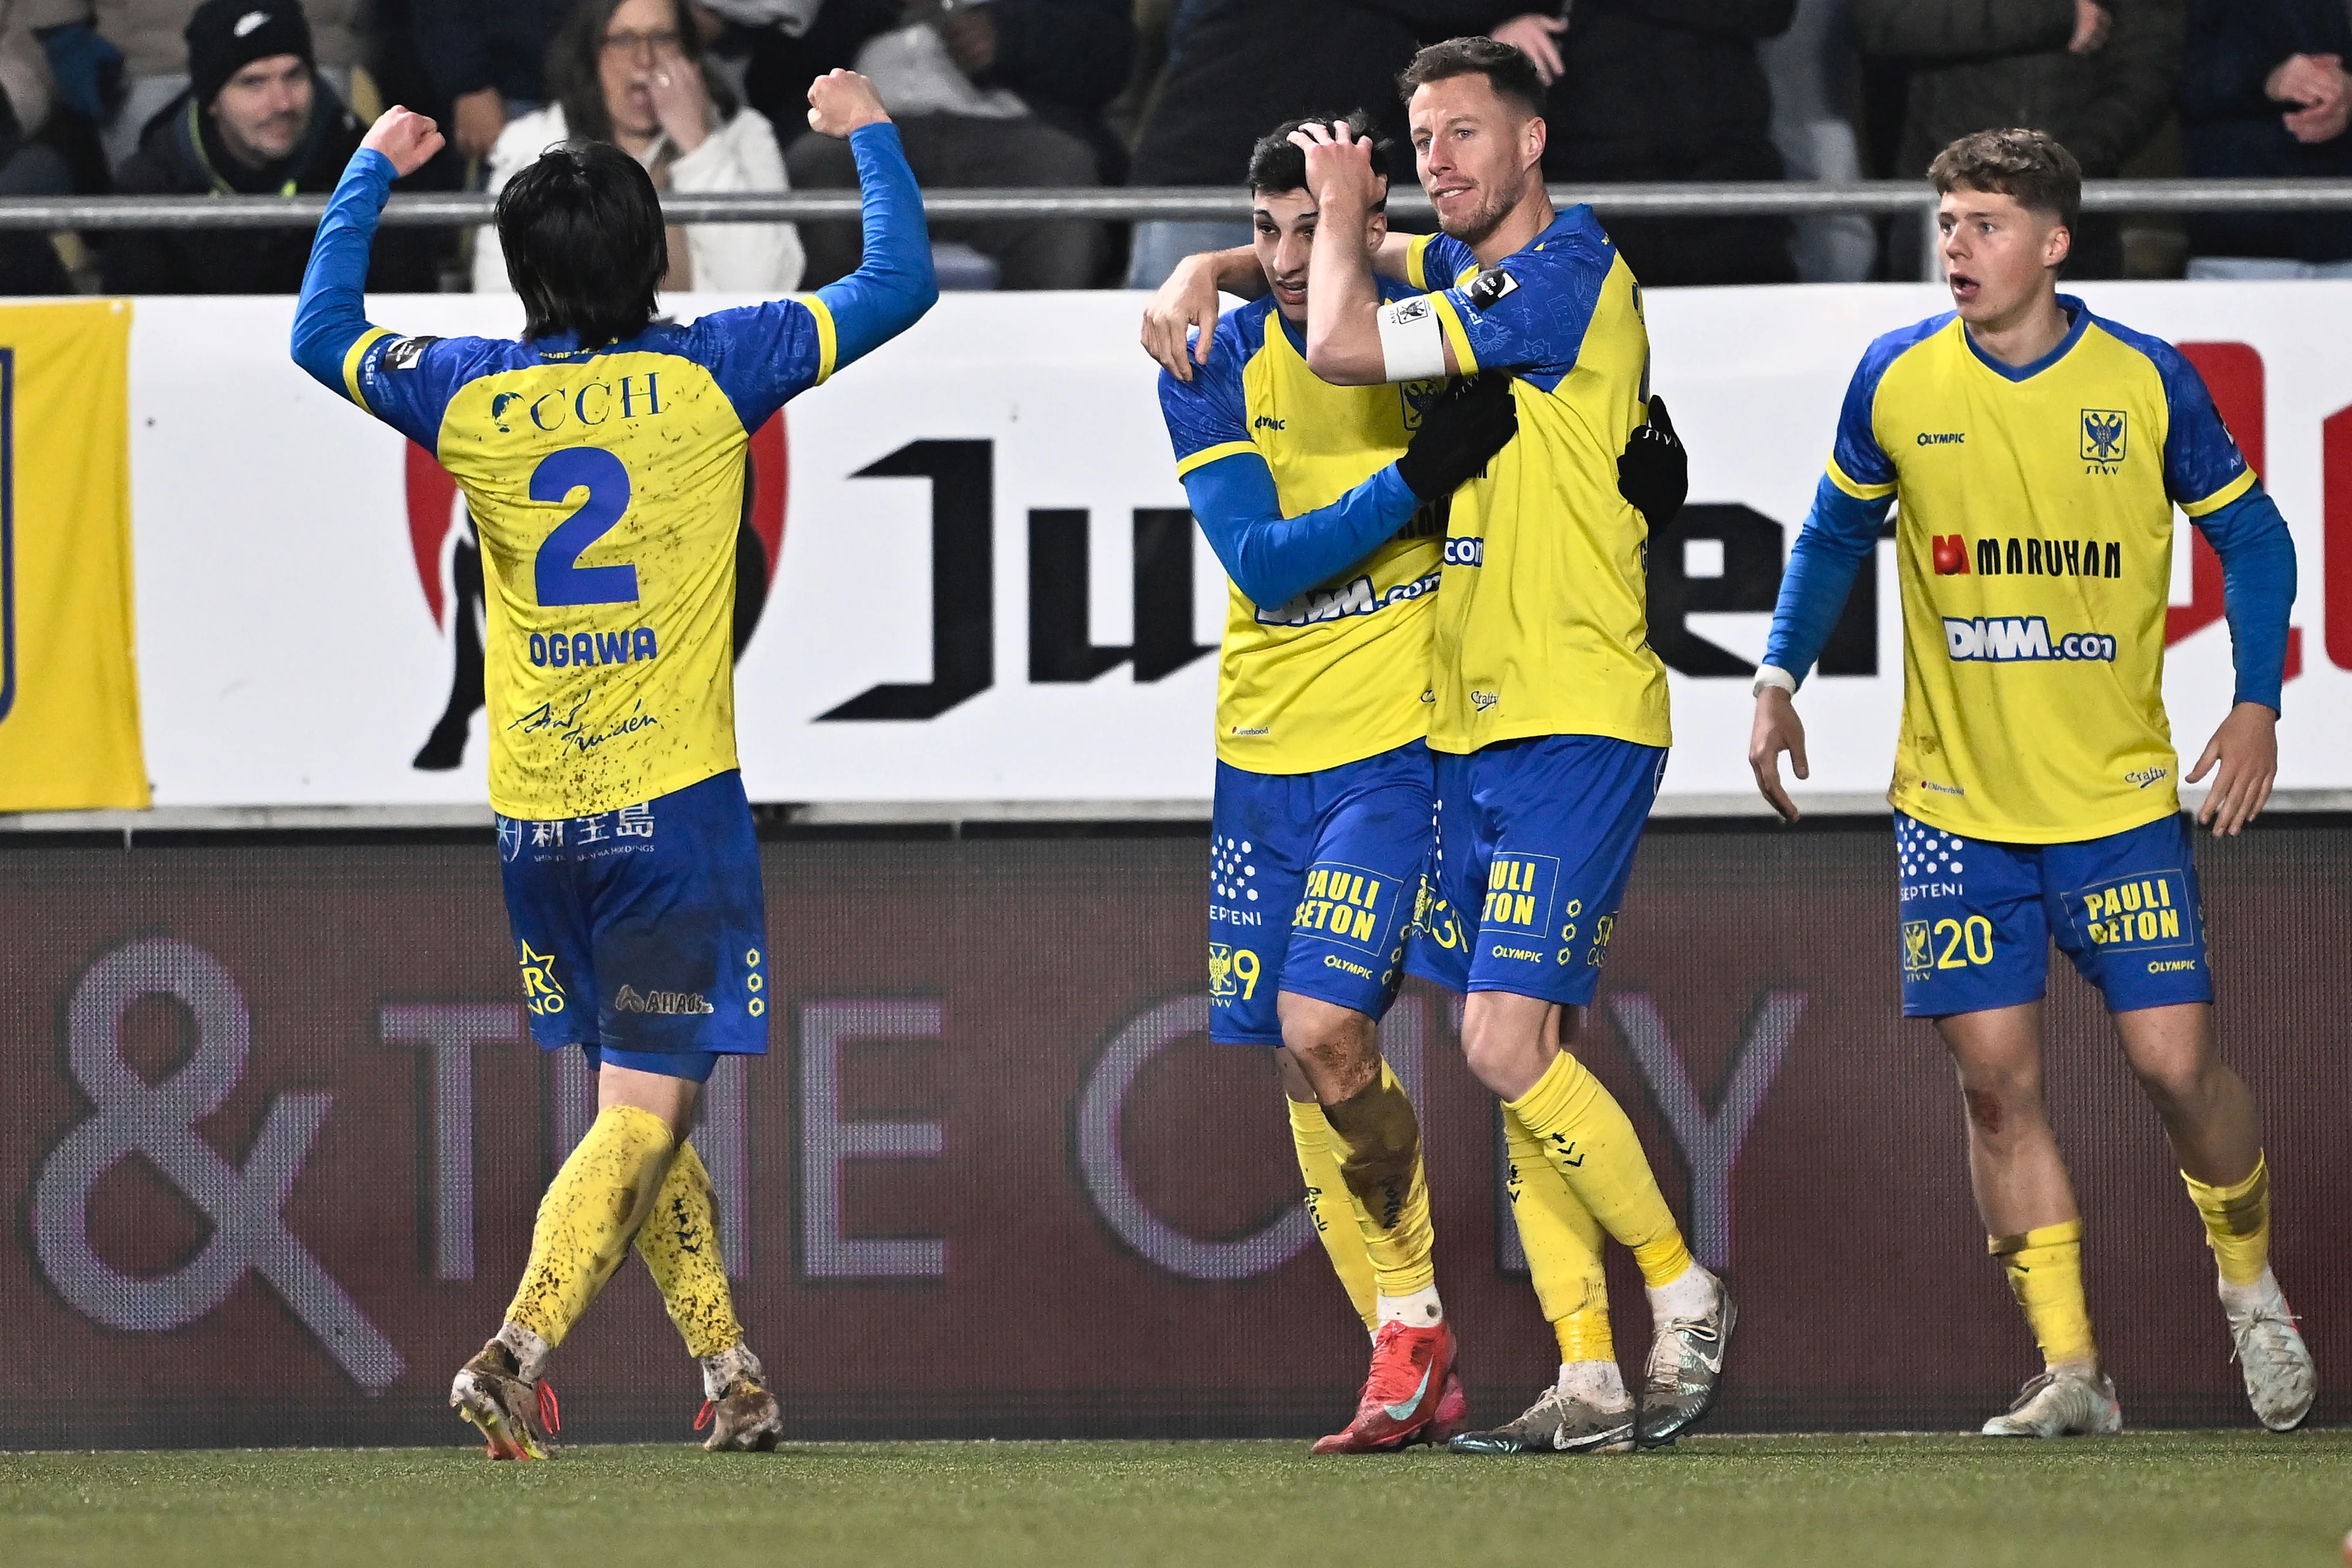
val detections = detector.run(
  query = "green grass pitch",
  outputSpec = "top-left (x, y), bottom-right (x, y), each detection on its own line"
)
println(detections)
top-left (6, 1433), bottom-right (2349, 1567)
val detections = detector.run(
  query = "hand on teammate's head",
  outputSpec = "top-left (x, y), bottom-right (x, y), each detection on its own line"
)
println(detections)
top-left (360, 107), bottom-right (445, 179)
top-left (808, 69), bottom-right (889, 138)
top-left (1286, 119), bottom-right (1383, 211)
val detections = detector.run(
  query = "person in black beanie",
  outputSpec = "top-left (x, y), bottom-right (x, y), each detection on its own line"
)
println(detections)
top-left (104, 0), bottom-right (437, 293)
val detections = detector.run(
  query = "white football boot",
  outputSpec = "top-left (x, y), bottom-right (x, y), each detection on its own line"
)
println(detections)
top-left (2222, 1268), bottom-right (2316, 1432)
top-left (1980, 1365), bottom-right (2124, 1438)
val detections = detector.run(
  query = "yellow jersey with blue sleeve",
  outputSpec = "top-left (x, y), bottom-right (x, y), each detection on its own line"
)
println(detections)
top-left (1401, 211), bottom-right (1670, 755)
top-left (1820, 301), bottom-right (2257, 842)
top-left (1158, 282), bottom-right (1445, 774)
top-left (341, 307), bottom-right (832, 820)
top-left (290, 126), bottom-right (934, 823)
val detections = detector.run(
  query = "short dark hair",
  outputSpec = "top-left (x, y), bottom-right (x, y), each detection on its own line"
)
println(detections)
top-left (1928, 128), bottom-right (2082, 231)
top-left (1247, 111), bottom-right (1390, 208)
top-left (495, 141), bottom-right (667, 347)
top-left (1397, 36), bottom-right (1546, 120)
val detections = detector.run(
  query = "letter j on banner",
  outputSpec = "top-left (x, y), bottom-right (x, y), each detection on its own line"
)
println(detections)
top-left (0, 301), bottom-right (148, 809)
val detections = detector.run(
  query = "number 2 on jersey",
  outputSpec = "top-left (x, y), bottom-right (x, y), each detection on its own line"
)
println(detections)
top-left (532, 447), bottom-right (639, 607)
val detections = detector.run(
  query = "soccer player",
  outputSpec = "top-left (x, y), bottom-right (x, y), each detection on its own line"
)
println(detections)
top-left (1156, 110), bottom-right (1518, 1453)
top-left (1145, 37), bottom-right (1728, 1456)
top-left (1748, 128), bottom-right (2315, 1436)
top-left (288, 72), bottom-right (935, 1457)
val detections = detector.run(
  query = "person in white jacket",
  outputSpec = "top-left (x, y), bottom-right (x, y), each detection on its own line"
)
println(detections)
top-left (475, 0), bottom-right (803, 295)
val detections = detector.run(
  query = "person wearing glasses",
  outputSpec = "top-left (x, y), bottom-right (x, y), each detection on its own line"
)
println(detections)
top-left (475, 0), bottom-right (804, 295)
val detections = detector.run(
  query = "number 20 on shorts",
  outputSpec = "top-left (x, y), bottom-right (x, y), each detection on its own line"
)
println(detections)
top-left (1902, 915), bottom-right (1994, 973)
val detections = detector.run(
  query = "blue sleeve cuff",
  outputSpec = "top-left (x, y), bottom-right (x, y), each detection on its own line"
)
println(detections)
top-left (1761, 473), bottom-right (1890, 683)
top-left (2196, 487), bottom-right (2297, 712)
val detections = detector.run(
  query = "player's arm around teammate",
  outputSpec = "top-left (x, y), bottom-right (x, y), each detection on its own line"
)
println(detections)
top-left (1155, 111), bottom-right (1521, 1453)
top-left (1254, 42), bottom-right (1728, 1457)
top-left (288, 73), bottom-right (936, 1461)
top-left (1749, 129), bottom-right (2311, 1438)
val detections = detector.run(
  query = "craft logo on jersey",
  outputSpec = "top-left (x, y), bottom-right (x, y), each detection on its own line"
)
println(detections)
top-left (1943, 617), bottom-right (2117, 663)
top-left (2066, 870), bottom-right (2193, 952)
top-left (1931, 533), bottom-right (2121, 579)
top-left (2081, 409), bottom-right (2127, 464)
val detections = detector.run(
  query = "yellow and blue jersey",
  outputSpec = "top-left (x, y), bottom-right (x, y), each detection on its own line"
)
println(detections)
top-left (1765, 297), bottom-right (2296, 844)
top-left (291, 127), bottom-right (934, 821)
top-left (1401, 210), bottom-right (1670, 756)
top-left (1158, 282), bottom-right (1446, 775)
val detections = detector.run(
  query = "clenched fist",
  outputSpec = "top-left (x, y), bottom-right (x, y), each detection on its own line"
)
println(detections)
top-left (807, 69), bottom-right (889, 138)
top-left (360, 106), bottom-right (445, 179)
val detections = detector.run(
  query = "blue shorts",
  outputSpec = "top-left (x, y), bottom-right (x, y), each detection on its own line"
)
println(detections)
top-left (1896, 810), bottom-right (2213, 1017)
top-left (499, 769), bottom-right (771, 1073)
top-left (1208, 742), bottom-right (1434, 1046)
top-left (1406, 734), bottom-right (1667, 1006)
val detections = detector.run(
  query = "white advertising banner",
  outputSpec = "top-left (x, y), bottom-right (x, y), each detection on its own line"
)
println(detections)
top-left (122, 283), bottom-right (2352, 812)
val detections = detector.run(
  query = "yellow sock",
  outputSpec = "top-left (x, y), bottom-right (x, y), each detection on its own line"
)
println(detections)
top-left (2184, 1153), bottom-right (2271, 1287)
top-left (505, 1104), bottom-right (676, 1348)
top-left (1321, 1061), bottom-right (1438, 1302)
top-left (633, 1140), bottom-right (745, 1360)
top-left (1503, 1104), bottom-right (1613, 1362)
top-left (1989, 1218), bottom-right (2096, 1368)
top-left (1507, 1050), bottom-right (1692, 1288)
top-left (1286, 1095), bottom-right (1378, 1333)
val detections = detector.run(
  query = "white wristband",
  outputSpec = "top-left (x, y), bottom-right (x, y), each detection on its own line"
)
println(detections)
top-left (1374, 295), bottom-right (1447, 383)
top-left (1751, 665), bottom-right (1797, 698)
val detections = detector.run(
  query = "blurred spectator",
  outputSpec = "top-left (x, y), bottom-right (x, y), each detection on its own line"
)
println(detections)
top-left (477, 0), bottom-right (804, 294)
top-left (766, 1), bottom-right (1132, 290)
top-left (1761, 0), bottom-right (1874, 280)
top-left (1852, 0), bottom-right (2185, 279)
top-left (1123, 2), bottom-right (1534, 288)
top-left (102, 0), bottom-right (435, 292)
top-left (0, 0), bottom-right (72, 290)
top-left (412, 0), bottom-right (571, 164)
top-left (2181, 0), bottom-right (2352, 278)
top-left (26, 0), bottom-right (361, 171)
top-left (1541, 1), bottom-right (1797, 285)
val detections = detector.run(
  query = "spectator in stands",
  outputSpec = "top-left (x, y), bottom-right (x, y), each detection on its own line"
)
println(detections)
top-left (0, 0), bottom-right (72, 290)
top-left (1851, 0), bottom-right (2184, 279)
top-left (1762, 0), bottom-right (1875, 281)
top-left (2181, 0), bottom-right (2352, 278)
top-left (26, 0), bottom-right (361, 171)
top-left (475, 0), bottom-right (804, 294)
top-left (748, 0), bottom-right (1133, 290)
top-left (102, 0), bottom-right (435, 292)
top-left (410, 0), bottom-right (570, 166)
top-left (1541, 0), bottom-right (1799, 284)
top-left (1124, 2), bottom-right (1539, 289)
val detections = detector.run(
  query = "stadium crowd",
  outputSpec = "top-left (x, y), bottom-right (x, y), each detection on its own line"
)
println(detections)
top-left (0, 0), bottom-right (2341, 295)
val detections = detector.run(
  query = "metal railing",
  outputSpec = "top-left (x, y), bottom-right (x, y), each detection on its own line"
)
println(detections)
top-left (4, 179), bottom-right (2352, 229)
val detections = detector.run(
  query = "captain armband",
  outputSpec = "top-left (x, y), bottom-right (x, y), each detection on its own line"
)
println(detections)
top-left (1375, 294), bottom-right (1447, 383)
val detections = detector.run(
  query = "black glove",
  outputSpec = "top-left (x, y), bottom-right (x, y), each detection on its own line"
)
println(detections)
top-left (1395, 372), bottom-right (1518, 501)
top-left (1617, 393), bottom-right (1687, 527)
